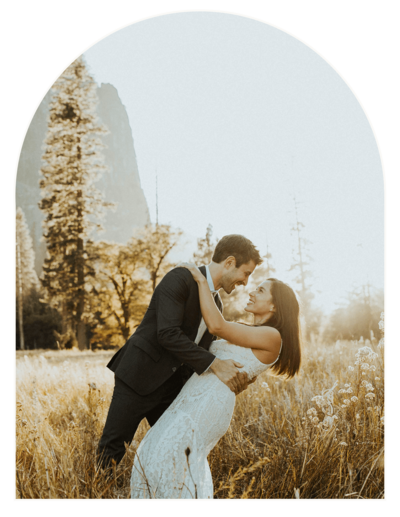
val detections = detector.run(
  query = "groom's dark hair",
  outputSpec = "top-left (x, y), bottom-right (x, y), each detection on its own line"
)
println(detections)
top-left (212, 234), bottom-right (262, 268)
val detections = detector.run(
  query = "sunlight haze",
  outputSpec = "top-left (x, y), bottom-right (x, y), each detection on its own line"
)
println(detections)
top-left (84, 12), bottom-right (383, 314)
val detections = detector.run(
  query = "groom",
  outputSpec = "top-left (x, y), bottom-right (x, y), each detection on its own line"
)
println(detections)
top-left (97, 234), bottom-right (262, 469)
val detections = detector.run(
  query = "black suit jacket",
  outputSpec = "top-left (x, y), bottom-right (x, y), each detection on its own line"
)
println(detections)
top-left (107, 266), bottom-right (222, 396)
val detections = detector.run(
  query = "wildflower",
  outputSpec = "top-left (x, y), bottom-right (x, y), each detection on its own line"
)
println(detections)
top-left (312, 417), bottom-right (319, 424)
top-left (361, 380), bottom-right (368, 387)
top-left (356, 413), bottom-right (361, 419)
top-left (338, 389), bottom-right (346, 394)
top-left (375, 377), bottom-right (380, 381)
top-left (351, 396), bottom-right (358, 403)
top-left (362, 372), bottom-right (366, 376)
top-left (344, 384), bottom-right (351, 388)
top-left (367, 407), bottom-right (373, 412)
top-left (348, 366), bottom-right (354, 371)
top-left (361, 363), bottom-right (370, 370)
top-left (365, 393), bottom-right (375, 400)
top-left (307, 408), bottom-right (317, 416)
top-left (323, 415), bottom-right (335, 427)
top-left (346, 388), bottom-right (353, 394)
top-left (312, 396), bottom-right (326, 407)
top-left (369, 365), bottom-right (376, 371)
top-left (380, 416), bottom-right (384, 425)
top-left (379, 320), bottom-right (384, 330)
top-left (261, 382), bottom-right (269, 388)
top-left (339, 442), bottom-right (348, 446)
top-left (358, 346), bottom-right (375, 358)
top-left (378, 338), bottom-right (384, 349)
top-left (343, 399), bottom-right (350, 405)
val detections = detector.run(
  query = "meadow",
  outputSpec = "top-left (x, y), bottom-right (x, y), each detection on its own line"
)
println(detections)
top-left (16, 318), bottom-right (384, 499)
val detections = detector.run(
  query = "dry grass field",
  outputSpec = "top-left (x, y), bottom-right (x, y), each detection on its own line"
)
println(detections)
top-left (16, 318), bottom-right (384, 499)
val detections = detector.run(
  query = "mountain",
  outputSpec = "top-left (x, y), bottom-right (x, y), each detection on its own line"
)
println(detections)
top-left (16, 83), bottom-right (150, 274)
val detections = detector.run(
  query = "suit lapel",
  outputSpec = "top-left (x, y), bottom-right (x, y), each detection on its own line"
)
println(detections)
top-left (197, 272), bottom-right (223, 350)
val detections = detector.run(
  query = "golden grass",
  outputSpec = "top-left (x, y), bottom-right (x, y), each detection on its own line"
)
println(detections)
top-left (16, 334), bottom-right (384, 499)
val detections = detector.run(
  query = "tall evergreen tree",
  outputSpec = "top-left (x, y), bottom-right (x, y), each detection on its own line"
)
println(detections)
top-left (288, 197), bottom-right (322, 339)
top-left (39, 56), bottom-right (109, 349)
top-left (16, 207), bottom-right (39, 350)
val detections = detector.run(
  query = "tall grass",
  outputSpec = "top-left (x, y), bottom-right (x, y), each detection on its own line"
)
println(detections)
top-left (16, 317), bottom-right (384, 499)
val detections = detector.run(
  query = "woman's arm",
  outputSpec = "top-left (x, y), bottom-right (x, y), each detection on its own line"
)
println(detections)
top-left (177, 263), bottom-right (281, 354)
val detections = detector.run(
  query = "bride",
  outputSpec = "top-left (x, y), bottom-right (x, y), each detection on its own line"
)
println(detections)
top-left (130, 263), bottom-right (301, 499)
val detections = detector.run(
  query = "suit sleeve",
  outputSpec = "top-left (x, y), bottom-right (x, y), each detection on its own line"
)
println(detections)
top-left (155, 268), bottom-right (216, 375)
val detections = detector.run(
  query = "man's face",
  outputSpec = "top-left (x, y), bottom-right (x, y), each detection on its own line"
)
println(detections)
top-left (220, 259), bottom-right (257, 294)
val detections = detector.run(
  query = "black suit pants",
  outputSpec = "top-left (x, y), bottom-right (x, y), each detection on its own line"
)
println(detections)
top-left (97, 369), bottom-right (184, 469)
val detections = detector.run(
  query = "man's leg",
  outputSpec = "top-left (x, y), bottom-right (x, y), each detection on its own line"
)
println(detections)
top-left (97, 376), bottom-right (145, 470)
top-left (97, 370), bottom-right (184, 469)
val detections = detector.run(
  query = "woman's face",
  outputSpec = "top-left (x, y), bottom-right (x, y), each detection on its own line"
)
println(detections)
top-left (244, 280), bottom-right (275, 321)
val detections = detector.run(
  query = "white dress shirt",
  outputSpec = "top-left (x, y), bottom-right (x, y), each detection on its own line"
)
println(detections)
top-left (194, 265), bottom-right (220, 372)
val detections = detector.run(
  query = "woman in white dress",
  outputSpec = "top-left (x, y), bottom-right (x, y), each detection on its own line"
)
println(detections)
top-left (130, 264), bottom-right (301, 499)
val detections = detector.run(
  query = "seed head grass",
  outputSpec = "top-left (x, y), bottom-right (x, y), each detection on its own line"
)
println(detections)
top-left (16, 319), bottom-right (384, 499)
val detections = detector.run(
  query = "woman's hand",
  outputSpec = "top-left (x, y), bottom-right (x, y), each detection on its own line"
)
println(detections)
top-left (176, 262), bottom-right (205, 283)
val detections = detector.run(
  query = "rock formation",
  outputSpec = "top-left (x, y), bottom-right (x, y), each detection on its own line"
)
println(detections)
top-left (16, 83), bottom-right (150, 274)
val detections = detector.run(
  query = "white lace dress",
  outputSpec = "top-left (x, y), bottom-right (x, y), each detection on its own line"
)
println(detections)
top-left (130, 339), bottom-right (280, 499)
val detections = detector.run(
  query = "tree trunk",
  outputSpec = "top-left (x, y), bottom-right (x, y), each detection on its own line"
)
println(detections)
top-left (77, 236), bottom-right (87, 350)
top-left (16, 240), bottom-right (25, 350)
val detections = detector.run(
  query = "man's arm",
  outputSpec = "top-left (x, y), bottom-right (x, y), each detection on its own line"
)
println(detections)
top-left (155, 268), bottom-right (216, 375)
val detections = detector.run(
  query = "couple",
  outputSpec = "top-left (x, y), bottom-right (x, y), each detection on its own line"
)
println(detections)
top-left (97, 234), bottom-right (301, 498)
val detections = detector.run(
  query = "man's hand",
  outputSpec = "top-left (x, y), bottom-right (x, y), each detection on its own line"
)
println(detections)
top-left (234, 372), bottom-right (258, 396)
top-left (210, 358), bottom-right (244, 393)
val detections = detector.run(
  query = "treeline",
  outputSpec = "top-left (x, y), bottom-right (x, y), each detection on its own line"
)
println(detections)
top-left (16, 56), bottom-right (184, 350)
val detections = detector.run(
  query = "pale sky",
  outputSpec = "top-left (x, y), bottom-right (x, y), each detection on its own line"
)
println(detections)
top-left (84, 12), bottom-right (383, 314)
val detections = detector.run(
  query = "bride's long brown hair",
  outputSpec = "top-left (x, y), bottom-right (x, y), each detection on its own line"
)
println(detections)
top-left (259, 278), bottom-right (301, 379)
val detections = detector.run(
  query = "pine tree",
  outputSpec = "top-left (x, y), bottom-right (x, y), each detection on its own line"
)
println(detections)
top-left (39, 56), bottom-right (110, 349)
top-left (16, 207), bottom-right (39, 350)
top-left (288, 197), bottom-right (321, 339)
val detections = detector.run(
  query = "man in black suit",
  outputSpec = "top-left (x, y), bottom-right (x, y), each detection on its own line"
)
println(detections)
top-left (97, 234), bottom-right (262, 469)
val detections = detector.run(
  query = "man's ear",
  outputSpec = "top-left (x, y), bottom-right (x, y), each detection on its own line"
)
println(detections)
top-left (225, 255), bottom-right (237, 269)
